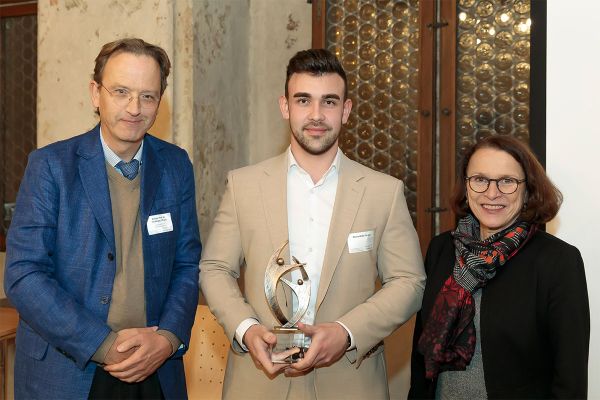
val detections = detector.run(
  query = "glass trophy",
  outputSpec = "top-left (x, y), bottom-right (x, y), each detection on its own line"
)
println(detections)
top-left (264, 241), bottom-right (310, 364)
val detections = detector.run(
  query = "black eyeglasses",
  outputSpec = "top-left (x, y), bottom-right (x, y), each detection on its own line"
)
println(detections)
top-left (466, 175), bottom-right (526, 194)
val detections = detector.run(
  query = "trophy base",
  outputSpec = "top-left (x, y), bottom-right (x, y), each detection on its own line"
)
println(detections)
top-left (271, 326), bottom-right (308, 364)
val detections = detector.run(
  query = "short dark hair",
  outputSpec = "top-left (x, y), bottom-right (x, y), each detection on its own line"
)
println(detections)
top-left (285, 49), bottom-right (348, 99)
top-left (93, 38), bottom-right (171, 96)
top-left (450, 135), bottom-right (563, 224)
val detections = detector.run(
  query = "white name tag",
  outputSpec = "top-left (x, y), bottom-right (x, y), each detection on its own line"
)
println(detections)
top-left (147, 213), bottom-right (173, 235)
top-left (347, 230), bottom-right (374, 253)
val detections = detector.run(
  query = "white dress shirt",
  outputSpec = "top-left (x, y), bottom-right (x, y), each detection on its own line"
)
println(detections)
top-left (235, 147), bottom-right (354, 350)
top-left (287, 148), bottom-right (338, 329)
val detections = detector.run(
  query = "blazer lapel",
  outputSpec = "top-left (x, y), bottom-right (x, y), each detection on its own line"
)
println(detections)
top-left (258, 153), bottom-right (293, 316)
top-left (259, 153), bottom-right (289, 254)
top-left (77, 126), bottom-right (115, 249)
top-left (316, 154), bottom-right (365, 310)
top-left (140, 135), bottom-right (164, 222)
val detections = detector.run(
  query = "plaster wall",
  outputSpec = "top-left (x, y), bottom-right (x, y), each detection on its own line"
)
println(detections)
top-left (192, 0), bottom-right (312, 239)
top-left (37, 0), bottom-right (188, 148)
top-left (546, 1), bottom-right (600, 396)
top-left (193, 0), bottom-right (250, 240)
top-left (247, 1), bottom-right (312, 164)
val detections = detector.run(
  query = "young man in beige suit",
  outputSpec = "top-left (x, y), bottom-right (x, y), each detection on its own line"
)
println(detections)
top-left (200, 49), bottom-right (425, 399)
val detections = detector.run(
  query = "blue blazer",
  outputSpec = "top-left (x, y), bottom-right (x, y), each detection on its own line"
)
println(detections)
top-left (4, 125), bottom-right (201, 399)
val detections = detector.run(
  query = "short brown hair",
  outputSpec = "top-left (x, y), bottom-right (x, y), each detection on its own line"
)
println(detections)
top-left (93, 38), bottom-right (171, 95)
top-left (285, 49), bottom-right (348, 100)
top-left (450, 135), bottom-right (562, 224)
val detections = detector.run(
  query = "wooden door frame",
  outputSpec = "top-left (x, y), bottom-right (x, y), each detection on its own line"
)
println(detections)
top-left (312, 0), bottom-right (326, 49)
top-left (417, 0), bottom-right (435, 254)
top-left (529, 0), bottom-right (546, 167)
top-left (0, 0), bottom-right (36, 17)
top-left (438, 0), bottom-right (457, 235)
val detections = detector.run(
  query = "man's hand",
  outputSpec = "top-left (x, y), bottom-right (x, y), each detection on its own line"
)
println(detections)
top-left (286, 322), bottom-right (348, 375)
top-left (103, 328), bottom-right (172, 383)
top-left (104, 327), bottom-right (158, 365)
top-left (243, 324), bottom-right (291, 376)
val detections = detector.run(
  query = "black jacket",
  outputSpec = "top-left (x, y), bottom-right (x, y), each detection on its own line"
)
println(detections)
top-left (409, 230), bottom-right (589, 399)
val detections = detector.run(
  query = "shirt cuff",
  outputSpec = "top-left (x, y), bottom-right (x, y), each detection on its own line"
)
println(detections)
top-left (156, 329), bottom-right (182, 356)
top-left (335, 320), bottom-right (355, 350)
top-left (235, 318), bottom-right (260, 352)
top-left (91, 331), bottom-right (118, 364)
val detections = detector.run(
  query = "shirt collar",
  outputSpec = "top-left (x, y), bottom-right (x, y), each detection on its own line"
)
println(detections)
top-left (99, 127), bottom-right (144, 168)
top-left (287, 146), bottom-right (341, 185)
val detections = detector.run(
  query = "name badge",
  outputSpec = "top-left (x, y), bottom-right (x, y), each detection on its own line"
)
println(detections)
top-left (147, 213), bottom-right (173, 235)
top-left (347, 230), bottom-right (374, 253)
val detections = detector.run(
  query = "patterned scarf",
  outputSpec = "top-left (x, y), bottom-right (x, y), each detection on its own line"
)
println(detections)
top-left (418, 214), bottom-right (536, 379)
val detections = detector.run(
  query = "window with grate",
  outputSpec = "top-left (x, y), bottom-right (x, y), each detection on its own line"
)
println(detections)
top-left (0, 1), bottom-right (38, 251)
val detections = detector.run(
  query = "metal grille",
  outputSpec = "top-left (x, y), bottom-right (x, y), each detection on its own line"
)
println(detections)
top-left (0, 14), bottom-right (38, 238)
top-left (455, 0), bottom-right (531, 159)
top-left (325, 0), bottom-right (421, 222)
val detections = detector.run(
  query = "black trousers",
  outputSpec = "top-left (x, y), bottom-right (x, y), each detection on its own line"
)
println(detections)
top-left (88, 367), bottom-right (164, 400)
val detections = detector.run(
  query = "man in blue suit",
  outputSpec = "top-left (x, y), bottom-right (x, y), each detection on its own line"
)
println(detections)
top-left (4, 38), bottom-right (201, 399)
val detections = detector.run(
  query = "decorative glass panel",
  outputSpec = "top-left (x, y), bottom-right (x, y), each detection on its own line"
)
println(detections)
top-left (325, 0), bottom-right (420, 222)
top-left (455, 0), bottom-right (531, 161)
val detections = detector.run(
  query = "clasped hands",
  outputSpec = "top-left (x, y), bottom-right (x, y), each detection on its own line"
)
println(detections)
top-left (243, 321), bottom-right (349, 377)
top-left (102, 326), bottom-right (173, 383)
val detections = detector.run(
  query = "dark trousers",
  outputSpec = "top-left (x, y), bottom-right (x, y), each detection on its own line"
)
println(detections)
top-left (88, 367), bottom-right (164, 400)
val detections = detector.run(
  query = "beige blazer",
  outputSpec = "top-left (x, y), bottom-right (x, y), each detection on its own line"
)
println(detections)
top-left (200, 151), bottom-right (425, 399)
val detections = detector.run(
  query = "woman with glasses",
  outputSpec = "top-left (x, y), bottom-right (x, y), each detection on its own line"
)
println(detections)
top-left (409, 135), bottom-right (589, 399)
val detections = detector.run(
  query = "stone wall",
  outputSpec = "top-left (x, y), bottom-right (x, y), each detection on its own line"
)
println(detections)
top-left (37, 0), bottom-right (311, 238)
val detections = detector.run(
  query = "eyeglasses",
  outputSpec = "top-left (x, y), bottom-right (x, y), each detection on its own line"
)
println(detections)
top-left (98, 83), bottom-right (160, 109)
top-left (466, 175), bottom-right (526, 194)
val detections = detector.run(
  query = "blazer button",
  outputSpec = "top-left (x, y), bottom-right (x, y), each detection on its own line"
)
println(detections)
top-left (107, 252), bottom-right (114, 261)
top-left (100, 295), bottom-right (110, 305)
